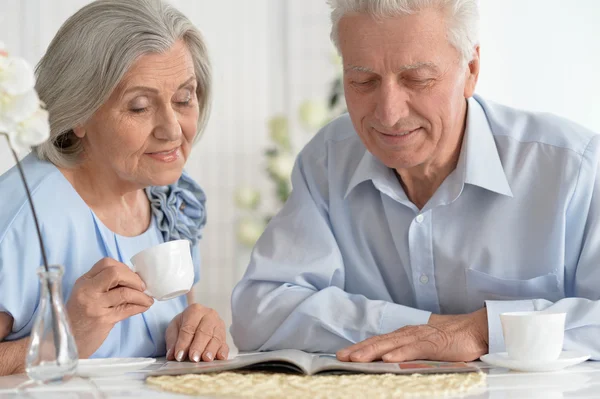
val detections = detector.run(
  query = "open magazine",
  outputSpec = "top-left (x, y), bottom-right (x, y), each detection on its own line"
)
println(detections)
top-left (147, 349), bottom-right (479, 376)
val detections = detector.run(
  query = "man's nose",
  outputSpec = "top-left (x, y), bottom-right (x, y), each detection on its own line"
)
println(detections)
top-left (373, 80), bottom-right (410, 128)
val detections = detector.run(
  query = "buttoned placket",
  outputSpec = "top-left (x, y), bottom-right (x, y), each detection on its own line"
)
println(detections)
top-left (408, 210), bottom-right (441, 313)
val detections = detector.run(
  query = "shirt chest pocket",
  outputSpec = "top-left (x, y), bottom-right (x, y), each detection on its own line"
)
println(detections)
top-left (466, 268), bottom-right (562, 307)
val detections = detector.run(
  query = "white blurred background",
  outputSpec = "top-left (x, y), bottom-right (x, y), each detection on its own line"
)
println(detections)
top-left (1, 1), bottom-right (599, 346)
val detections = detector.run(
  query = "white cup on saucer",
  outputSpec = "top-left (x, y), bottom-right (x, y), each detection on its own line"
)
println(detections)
top-left (500, 311), bottom-right (566, 362)
top-left (130, 239), bottom-right (194, 301)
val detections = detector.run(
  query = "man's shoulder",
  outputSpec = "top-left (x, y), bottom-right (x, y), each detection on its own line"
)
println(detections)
top-left (477, 95), bottom-right (598, 155)
top-left (299, 113), bottom-right (364, 162)
top-left (0, 155), bottom-right (85, 243)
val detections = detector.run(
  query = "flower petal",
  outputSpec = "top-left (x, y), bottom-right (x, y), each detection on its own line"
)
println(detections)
top-left (13, 108), bottom-right (50, 149)
top-left (0, 56), bottom-right (35, 95)
top-left (0, 89), bottom-right (39, 125)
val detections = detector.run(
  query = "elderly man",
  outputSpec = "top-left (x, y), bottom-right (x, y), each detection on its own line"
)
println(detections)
top-left (231, 0), bottom-right (600, 363)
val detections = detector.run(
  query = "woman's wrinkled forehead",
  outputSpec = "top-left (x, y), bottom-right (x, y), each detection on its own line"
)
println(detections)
top-left (110, 42), bottom-right (197, 100)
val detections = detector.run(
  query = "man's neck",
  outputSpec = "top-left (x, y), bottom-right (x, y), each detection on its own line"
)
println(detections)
top-left (396, 102), bottom-right (468, 210)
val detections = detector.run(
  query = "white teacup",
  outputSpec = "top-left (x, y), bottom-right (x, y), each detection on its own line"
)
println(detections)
top-left (500, 311), bottom-right (566, 362)
top-left (130, 239), bottom-right (194, 301)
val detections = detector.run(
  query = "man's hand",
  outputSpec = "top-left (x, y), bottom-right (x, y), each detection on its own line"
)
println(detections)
top-left (165, 304), bottom-right (229, 363)
top-left (66, 258), bottom-right (154, 358)
top-left (337, 308), bottom-right (489, 363)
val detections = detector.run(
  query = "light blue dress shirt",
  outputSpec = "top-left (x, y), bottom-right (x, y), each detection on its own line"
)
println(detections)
top-left (231, 95), bottom-right (600, 360)
top-left (0, 154), bottom-right (203, 358)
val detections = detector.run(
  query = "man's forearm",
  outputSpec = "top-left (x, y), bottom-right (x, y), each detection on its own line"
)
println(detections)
top-left (0, 338), bottom-right (28, 376)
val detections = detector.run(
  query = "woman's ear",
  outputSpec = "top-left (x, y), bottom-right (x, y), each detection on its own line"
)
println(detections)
top-left (72, 125), bottom-right (85, 138)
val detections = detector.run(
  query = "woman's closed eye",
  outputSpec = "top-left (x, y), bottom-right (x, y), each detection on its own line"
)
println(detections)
top-left (174, 89), bottom-right (195, 107)
top-left (129, 97), bottom-right (150, 114)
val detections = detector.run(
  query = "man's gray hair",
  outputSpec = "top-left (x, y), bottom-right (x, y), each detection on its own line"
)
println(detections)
top-left (328, 0), bottom-right (479, 65)
top-left (34, 0), bottom-right (211, 168)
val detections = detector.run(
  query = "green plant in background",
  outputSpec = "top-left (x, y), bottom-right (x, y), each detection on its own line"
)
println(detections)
top-left (235, 56), bottom-right (346, 248)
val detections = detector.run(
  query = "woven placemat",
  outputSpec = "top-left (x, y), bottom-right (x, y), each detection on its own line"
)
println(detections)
top-left (146, 371), bottom-right (486, 398)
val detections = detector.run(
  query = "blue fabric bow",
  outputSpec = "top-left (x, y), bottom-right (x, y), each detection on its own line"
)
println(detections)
top-left (145, 171), bottom-right (207, 246)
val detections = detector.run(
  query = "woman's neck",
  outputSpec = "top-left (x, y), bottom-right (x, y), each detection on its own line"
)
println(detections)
top-left (58, 162), bottom-right (151, 237)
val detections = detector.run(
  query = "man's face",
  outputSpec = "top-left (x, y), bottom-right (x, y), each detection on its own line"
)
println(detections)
top-left (338, 9), bottom-right (479, 171)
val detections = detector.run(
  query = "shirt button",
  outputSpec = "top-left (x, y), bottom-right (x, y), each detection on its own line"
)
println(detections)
top-left (415, 214), bottom-right (424, 223)
top-left (419, 274), bottom-right (429, 284)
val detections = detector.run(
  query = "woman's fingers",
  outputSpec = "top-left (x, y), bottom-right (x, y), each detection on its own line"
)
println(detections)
top-left (104, 286), bottom-right (154, 308)
top-left (91, 261), bottom-right (146, 293)
top-left (172, 308), bottom-right (204, 361)
top-left (188, 326), bottom-right (215, 362)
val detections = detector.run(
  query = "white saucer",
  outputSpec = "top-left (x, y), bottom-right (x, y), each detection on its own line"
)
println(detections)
top-left (480, 351), bottom-right (590, 372)
top-left (77, 358), bottom-right (156, 377)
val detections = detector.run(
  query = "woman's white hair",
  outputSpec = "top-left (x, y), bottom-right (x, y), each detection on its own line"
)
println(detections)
top-left (34, 0), bottom-right (211, 168)
top-left (328, 0), bottom-right (480, 65)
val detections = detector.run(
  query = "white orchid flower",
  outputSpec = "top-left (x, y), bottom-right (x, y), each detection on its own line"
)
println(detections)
top-left (8, 108), bottom-right (50, 153)
top-left (0, 89), bottom-right (40, 131)
top-left (0, 56), bottom-right (35, 95)
top-left (268, 153), bottom-right (295, 182)
top-left (0, 48), bottom-right (50, 153)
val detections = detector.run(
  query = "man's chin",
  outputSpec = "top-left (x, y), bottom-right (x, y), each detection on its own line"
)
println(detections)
top-left (373, 149), bottom-right (426, 172)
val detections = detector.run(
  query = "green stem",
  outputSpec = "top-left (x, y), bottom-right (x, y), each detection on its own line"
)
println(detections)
top-left (2, 133), bottom-right (61, 361)
top-left (2, 134), bottom-right (50, 271)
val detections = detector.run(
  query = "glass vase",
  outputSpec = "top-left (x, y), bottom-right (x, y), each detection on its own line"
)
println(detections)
top-left (25, 265), bottom-right (78, 382)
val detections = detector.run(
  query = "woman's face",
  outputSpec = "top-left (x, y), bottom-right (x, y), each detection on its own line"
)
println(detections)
top-left (74, 40), bottom-right (200, 188)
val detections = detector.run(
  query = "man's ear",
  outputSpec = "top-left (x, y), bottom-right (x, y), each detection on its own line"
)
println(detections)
top-left (464, 45), bottom-right (480, 98)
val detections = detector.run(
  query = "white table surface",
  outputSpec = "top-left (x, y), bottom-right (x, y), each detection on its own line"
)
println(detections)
top-left (1, 358), bottom-right (599, 398)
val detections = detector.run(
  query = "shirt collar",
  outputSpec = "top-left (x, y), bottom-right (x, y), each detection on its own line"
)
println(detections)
top-left (344, 95), bottom-right (513, 200)
top-left (461, 95), bottom-right (513, 197)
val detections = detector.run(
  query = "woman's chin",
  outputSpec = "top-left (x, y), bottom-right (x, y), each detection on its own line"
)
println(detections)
top-left (146, 168), bottom-right (185, 187)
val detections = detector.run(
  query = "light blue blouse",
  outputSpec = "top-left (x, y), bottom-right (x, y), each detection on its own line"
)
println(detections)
top-left (0, 154), bottom-right (205, 358)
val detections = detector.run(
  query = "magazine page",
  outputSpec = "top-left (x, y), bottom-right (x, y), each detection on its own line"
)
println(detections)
top-left (147, 350), bottom-right (315, 376)
top-left (311, 354), bottom-right (480, 375)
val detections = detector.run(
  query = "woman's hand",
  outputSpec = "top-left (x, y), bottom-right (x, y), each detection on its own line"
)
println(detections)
top-left (66, 258), bottom-right (154, 358)
top-left (165, 304), bottom-right (229, 362)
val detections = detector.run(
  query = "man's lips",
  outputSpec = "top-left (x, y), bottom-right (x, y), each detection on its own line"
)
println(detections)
top-left (375, 128), bottom-right (420, 136)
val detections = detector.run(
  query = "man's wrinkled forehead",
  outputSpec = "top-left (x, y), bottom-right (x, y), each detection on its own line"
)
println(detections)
top-left (344, 62), bottom-right (439, 74)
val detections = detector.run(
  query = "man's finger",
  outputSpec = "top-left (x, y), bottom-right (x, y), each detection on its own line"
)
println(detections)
top-left (337, 335), bottom-right (387, 361)
top-left (381, 342), bottom-right (432, 363)
top-left (337, 328), bottom-right (418, 362)
top-left (348, 334), bottom-right (417, 362)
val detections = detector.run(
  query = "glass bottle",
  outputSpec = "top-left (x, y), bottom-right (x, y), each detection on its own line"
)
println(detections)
top-left (25, 265), bottom-right (78, 382)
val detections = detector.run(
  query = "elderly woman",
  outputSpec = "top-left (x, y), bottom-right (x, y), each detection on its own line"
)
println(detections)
top-left (0, 0), bottom-right (228, 375)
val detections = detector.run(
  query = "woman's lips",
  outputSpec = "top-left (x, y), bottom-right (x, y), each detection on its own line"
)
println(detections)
top-left (146, 147), bottom-right (180, 163)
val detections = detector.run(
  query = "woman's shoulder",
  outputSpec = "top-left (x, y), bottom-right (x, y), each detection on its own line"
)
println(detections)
top-left (0, 154), bottom-right (85, 241)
